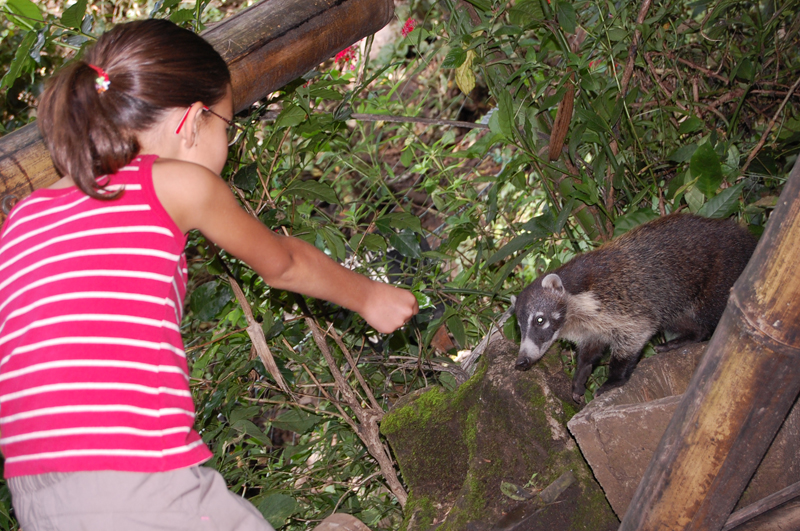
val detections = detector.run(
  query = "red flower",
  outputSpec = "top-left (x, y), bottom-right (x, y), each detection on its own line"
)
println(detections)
top-left (334, 44), bottom-right (358, 70)
top-left (401, 18), bottom-right (417, 37)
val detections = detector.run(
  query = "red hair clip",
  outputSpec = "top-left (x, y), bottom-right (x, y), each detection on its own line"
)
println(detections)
top-left (88, 64), bottom-right (110, 93)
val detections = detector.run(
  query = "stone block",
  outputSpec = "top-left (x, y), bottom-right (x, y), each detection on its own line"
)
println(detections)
top-left (567, 343), bottom-right (800, 519)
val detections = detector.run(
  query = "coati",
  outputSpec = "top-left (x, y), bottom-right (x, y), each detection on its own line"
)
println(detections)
top-left (513, 213), bottom-right (757, 402)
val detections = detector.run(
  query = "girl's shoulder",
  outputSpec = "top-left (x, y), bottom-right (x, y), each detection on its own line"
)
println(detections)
top-left (150, 157), bottom-right (231, 235)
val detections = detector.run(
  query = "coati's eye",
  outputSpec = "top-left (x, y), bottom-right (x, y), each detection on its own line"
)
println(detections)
top-left (535, 316), bottom-right (545, 326)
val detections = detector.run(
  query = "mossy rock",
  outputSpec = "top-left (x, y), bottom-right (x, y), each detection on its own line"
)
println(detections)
top-left (381, 339), bottom-right (618, 531)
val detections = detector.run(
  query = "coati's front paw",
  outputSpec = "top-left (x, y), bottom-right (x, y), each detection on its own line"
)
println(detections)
top-left (571, 383), bottom-right (586, 403)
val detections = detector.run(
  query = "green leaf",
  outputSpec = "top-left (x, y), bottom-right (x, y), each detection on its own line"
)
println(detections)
top-left (508, 0), bottom-right (545, 26)
top-left (685, 184), bottom-right (706, 213)
top-left (734, 57), bottom-right (754, 81)
top-left (487, 232), bottom-right (539, 265)
top-left (400, 147), bottom-right (414, 167)
top-left (501, 481), bottom-right (534, 501)
top-left (352, 233), bottom-right (386, 253)
top-left (607, 27), bottom-right (627, 41)
top-left (390, 230), bottom-right (422, 259)
top-left (455, 50), bottom-right (476, 95)
top-left (697, 183), bottom-right (744, 219)
top-left (668, 143), bottom-right (698, 163)
top-left (4, 0), bottom-right (43, 31)
top-left (283, 180), bottom-right (339, 205)
top-left (319, 226), bottom-right (346, 261)
top-left (496, 90), bottom-right (515, 138)
top-left (231, 419), bottom-right (270, 445)
top-left (275, 104), bottom-right (307, 128)
top-left (61, 0), bottom-right (87, 29)
top-left (678, 116), bottom-right (703, 135)
top-left (307, 87), bottom-right (343, 101)
top-left (691, 142), bottom-right (724, 198)
top-left (576, 108), bottom-right (610, 134)
top-left (0, 30), bottom-right (36, 89)
top-left (378, 212), bottom-right (423, 234)
top-left (520, 211), bottom-right (557, 238)
top-left (189, 280), bottom-right (233, 321)
top-left (462, 0), bottom-right (492, 12)
top-left (233, 164), bottom-right (259, 192)
top-left (169, 8), bottom-right (195, 24)
top-left (229, 405), bottom-right (261, 424)
top-left (446, 314), bottom-right (466, 348)
top-left (258, 493), bottom-right (299, 529)
top-left (442, 47), bottom-right (467, 69)
top-left (271, 409), bottom-right (322, 434)
top-left (556, 1), bottom-right (577, 34)
top-left (613, 209), bottom-right (659, 237)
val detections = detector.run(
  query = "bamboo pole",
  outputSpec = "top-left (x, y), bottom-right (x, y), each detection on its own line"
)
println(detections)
top-left (619, 158), bottom-right (800, 530)
top-left (0, 0), bottom-right (394, 219)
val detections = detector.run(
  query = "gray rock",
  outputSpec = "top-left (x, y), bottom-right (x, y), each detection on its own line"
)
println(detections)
top-left (567, 342), bottom-right (800, 519)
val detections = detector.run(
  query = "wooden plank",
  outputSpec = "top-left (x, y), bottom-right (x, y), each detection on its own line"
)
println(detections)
top-left (0, 0), bottom-right (393, 219)
top-left (723, 481), bottom-right (800, 530)
top-left (618, 157), bottom-right (800, 530)
top-left (728, 499), bottom-right (800, 531)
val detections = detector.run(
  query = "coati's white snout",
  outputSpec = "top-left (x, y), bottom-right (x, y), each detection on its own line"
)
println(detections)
top-left (515, 334), bottom-right (558, 371)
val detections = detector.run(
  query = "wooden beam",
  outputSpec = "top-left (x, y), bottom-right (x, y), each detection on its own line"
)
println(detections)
top-left (723, 481), bottom-right (800, 530)
top-left (0, 0), bottom-right (393, 218)
top-left (619, 158), bottom-right (800, 530)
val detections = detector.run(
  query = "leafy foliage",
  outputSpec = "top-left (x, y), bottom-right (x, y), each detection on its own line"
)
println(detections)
top-left (1, 0), bottom-right (799, 529)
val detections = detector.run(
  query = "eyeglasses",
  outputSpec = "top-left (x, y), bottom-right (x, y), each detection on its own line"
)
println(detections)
top-left (203, 106), bottom-right (246, 146)
top-left (174, 104), bottom-right (246, 146)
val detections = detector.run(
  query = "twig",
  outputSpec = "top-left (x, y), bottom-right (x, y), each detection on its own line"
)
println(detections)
top-left (668, 54), bottom-right (730, 84)
top-left (616, 0), bottom-right (653, 103)
top-left (460, 303), bottom-right (517, 375)
top-left (332, 471), bottom-right (382, 514)
top-left (741, 74), bottom-right (800, 175)
top-left (302, 364), bottom-right (358, 431)
top-left (644, 53), bottom-right (689, 112)
top-left (324, 322), bottom-right (382, 411)
top-left (304, 317), bottom-right (409, 507)
top-left (185, 327), bottom-right (247, 354)
top-left (228, 275), bottom-right (291, 394)
top-left (241, 394), bottom-right (348, 421)
top-left (350, 113), bottom-right (488, 130)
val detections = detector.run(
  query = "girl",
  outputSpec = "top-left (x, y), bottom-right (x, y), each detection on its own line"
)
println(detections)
top-left (0, 18), bottom-right (418, 531)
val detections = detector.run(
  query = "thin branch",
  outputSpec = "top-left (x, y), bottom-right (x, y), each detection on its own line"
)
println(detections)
top-left (304, 317), bottom-right (409, 507)
top-left (741, 74), bottom-right (800, 175)
top-left (228, 275), bottom-right (291, 394)
top-left (616, 0), bottom-right (653, 103)
top-left (323, 322), bottom-right (382, 411)
top-left (350, 112), bottom-right (488, 130)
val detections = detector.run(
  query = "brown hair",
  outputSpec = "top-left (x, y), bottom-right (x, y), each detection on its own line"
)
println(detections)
top-left (38, 19), bottom-right (231, 199)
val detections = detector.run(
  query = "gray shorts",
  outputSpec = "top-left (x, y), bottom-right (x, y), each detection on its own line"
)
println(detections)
top-left (7, 466), bottom-right (275, 531)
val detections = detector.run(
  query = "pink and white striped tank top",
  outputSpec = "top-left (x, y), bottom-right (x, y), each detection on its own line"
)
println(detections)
top-left (0, 154), bottom-right (212, 477)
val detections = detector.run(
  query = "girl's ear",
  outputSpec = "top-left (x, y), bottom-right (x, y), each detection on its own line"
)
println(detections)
top-left (175, 101), bottom-right (205, 148)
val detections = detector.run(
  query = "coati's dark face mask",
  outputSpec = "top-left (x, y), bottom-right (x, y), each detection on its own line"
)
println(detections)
top-left (513, 273), bottom-right (567, 371)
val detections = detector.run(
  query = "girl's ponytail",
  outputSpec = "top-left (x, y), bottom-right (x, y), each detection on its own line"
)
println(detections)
top-left (37, 20), bottom-right (230, 199)
top-left (39, 62), bottom-right (139, 199)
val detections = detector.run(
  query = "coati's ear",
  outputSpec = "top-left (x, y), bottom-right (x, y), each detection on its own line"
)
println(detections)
top-left (509, 295), bottom-right (517, 311)
top-left (541, 273), bottom-right (564, 293)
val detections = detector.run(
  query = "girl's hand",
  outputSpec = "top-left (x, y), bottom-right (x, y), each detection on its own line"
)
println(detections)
top-left (359, 282), bottom-right (419, 334)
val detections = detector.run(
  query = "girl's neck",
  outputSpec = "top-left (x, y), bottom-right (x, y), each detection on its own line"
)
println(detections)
top-left (48, 175), bottom-right (76, 190)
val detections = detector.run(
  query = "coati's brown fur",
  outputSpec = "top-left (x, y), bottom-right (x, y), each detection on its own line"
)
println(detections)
top-left (513, 213), bottom-right (757, 402)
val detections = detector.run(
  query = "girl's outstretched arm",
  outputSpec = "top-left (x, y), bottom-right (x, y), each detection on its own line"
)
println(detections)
top-left (154, 160), bottom-right (419, 333)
